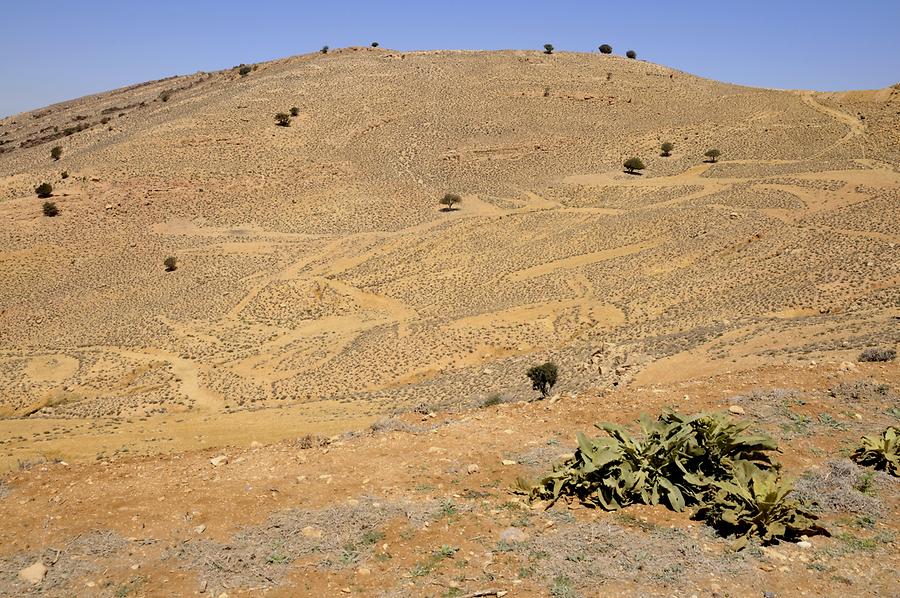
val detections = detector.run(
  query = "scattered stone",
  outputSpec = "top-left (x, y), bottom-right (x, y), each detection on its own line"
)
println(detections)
top-left (796, 540), bottom-right (812, 550)
top-left (18, 561), bottom-right (47, 585)
top-left (210, 455), bottom-right (228, 467)
top-left (301, 526), bottom-right (323, 539)
top-left (466, 463), bottom-right (480, 474)
top-left (728, 405), bottom-right (745, 415)
top-left (356, 567), bottom-right (371, 576)
top-left (499, 527), bottom-right (529, 543)
top-left (249, 441), bottom-right (263, 449)
top-left (194, 524), bottom-right (206, 534)
top-left (501, 459), bottom-right (517, 466)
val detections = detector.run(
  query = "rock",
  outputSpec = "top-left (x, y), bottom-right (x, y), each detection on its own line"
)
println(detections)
top-left (249, 441), bottom-right (263, 449)
top-left (356, 567), bottom-right (371, 576)
top-left (466, 463), bottom-right (480, 474)
top-left (501, 459), bottom-right (517, 466)
top-left (796, 540), bottom-right (812, 550)
top-left (194, 524), bottom-right (206, 534)
top-left (210, 455), bottom-right (228, 467)
top-left (105, 203), bottom-right (113, 210)
top-left (499, 527), bottom-right (529, 543)
top-left (301, 526), bottom-right (323, 539)
top-left (840, 361), bottom-right (858, 372)
top-left (728, 405), bottom-right (745, 415)
top-left (763, 592), bottom-right (776, 598)
top-left (18, 561), bottom-right (47, 585)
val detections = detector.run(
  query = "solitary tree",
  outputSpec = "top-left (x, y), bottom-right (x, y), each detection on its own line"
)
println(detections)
top-left (527, 362), bottom-right (558, 398)
top-left (42, 201), bottom-right (59, 217)
top-left (275, 112), bottom-right (291, 127)
top-left (598, 44), bottom-right (613, 54)
top-left (50, 146), bottom-right (63, 161)
top-left (626, 50), bottom-right (637, 59)
top-left (704, 148), bottom-right (722, 163)
top-left (290, 106), bottom-right (300, 117)
top-left (163, 256), bottom-right (178, 272)
top-left (543, 44), bottom-right (554, 55)
top-left (371, 42), bottom-right (379, 48)
top-left (623, 157), bottom-right (645, 174)
top-left (35, 182), bottom-right (53, 198)
top-left (660, 141), bottom-right (674, 157)
top-left (321, 45), bottom-right (329, 54)
top-left (440, 193), bottom-right (461, 211)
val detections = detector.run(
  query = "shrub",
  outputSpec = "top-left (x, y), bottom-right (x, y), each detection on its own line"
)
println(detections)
top-left (543, 44), bottom-right (554, 55)
top-left (481, 394), bottom-right (504, 408)
top-left (289, 106), bottom-right (300, 117)
top-left (371, 42), bottom-right (379, 48)
top-left (851, 427), bottom-right (898, 476)
top-left (660, 141), bottom-right (674, 157)
top-left (275, 112), bottom-right (291, 127)
top-left (704, 148), bottom-right (722, 163)
top-left (626, 50), bottom-right (637, 59)
top-left (42, 201), bottom-right (58, 217)
top-left (623, 157), bottom-right (645, 173)
top-left (61, 171), bottom-right (69, 179)
top-left (159, 90), bottom-right (171, 102)
top-left (439, 192), bottom-right (461, 211)
top-left (238, 65), bottom-right (252, 77)
top-left (598, 44), bottom-right (613, 54)
top-left (50, 145), bottom-right (62, 161)
top-left (526, 362), bottom-right (558, 398)
top-left (163, 256), bottom-right (177, 272)
top-left (321, 45), bottom-right (329, 54)
top-left (35, 182), bottom-right (53, 198)
top-left (543, 86), bottom-right (551, 97)
top-left (858, 347), bottom-right (896, 362)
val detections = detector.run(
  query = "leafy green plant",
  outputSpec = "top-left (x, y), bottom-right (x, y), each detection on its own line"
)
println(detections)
top-left (851, 426), bottom-right (899, 476)
top-left (543, 44), bottom-right (554, 54)
top-left (35, 182), bottom-right (53, 198)
top-left (163, 256), bottom-right (177, 272)
top-left (42, 201), bottom-right (59, 217)
top-left (626, 50), bottom-right (637, 59)
top-left (660, 141), bottom-right (674, 156)
top-left (321, 45), bottom-right (329, 54)
top-left (623, 157), bottom-right (645, 174)
top-left (694, 461), bottom-right (829, 550)
top-left (526, 362), bottom-right (558, 398)
top-left (704, 148), bottom-right (722, 163)
top-left (598, 44), bottom-right (613, 54)
top-left (50, 145), bottom-right (63, 161)
top-left (439, 192), bottom-right (461, 211)
top-left (238, 65), bottom-right (252, 77)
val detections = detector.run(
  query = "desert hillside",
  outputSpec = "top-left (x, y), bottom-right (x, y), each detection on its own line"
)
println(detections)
top-left (0, 48), bottom-right (898, 597)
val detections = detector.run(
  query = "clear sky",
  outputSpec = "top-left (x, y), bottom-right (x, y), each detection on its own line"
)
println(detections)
top-left (2, 0), bottom-right (899, 117)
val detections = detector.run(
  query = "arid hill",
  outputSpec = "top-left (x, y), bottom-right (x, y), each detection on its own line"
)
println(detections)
top-left (0, 48), bottom-right (898, 597)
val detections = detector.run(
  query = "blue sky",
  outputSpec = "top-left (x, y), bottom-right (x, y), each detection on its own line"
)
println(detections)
top-left (2, 1), bottom-right (899, 116)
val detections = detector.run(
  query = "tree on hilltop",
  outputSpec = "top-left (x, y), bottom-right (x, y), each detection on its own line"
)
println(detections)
top-left (543, 44), bottom-right (554, 55)
top-left (704, 148), bottom-right (722, 163)
top-left (440, 193), bottom-right (461, 211)
top-left (626, 50), bottom-right (637, 59)
top-left (599, 44), bottom-right (613, 54)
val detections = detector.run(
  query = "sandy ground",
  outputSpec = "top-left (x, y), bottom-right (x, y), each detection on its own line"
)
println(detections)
top-left (0, 48), bottom-right (898, 596)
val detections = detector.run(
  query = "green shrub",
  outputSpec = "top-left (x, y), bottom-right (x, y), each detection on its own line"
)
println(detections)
top-left (660, 141), bottom-right (674, 157)
top-left (598, 44), bottom-right (613, 54)
top-left (623, 157), bottom-right (645, 173)
top-left (371, 42), bottom-right (379, 48)
top-left (626, 50), bottom-right (637, 59)
top-left (35, 182), bottom-right (53, 198)
top-left (275, 112), bottom-right (291, 127)
top-left (543, 44), bottom-right (554, 55)
top-left (526, 362), bottom-right (558, 398)
top-left (704, 148), bottom-right (721, 163)
top-left (289, 106), bottom-right (300, 117)
top-left (321, 45), bottom-right (329, 54)
top-left (439, 192), bottom-right (461, 211)
top-left (163, 256), bottom-right (177, 272)
top-left (42, 201), bottom-right (59, 217)
top-left (238, 65), bottom-right (252, 77)
top-left (50, 146), bottom-right (62, 161)
top-left (851, 426), bottom-right (898, 476)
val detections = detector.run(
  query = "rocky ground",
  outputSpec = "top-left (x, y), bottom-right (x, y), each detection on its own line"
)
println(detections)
top-left (0, 48), bottom-right (898, 596)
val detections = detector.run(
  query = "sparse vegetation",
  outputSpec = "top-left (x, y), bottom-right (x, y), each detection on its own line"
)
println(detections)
top-left (164, 256), bottom-right (178, 272)
top-left (526, 362), bottom-right (558, 398)
top-left (623, 157), bottom-right (645, 174)
top-left (35, 182), bottom-right (53, 198)
top-left (50, 145), bottom-right (63, 161)
top-left (371, 42), bottom-right (379, 48)
top-left (543, 44), bottom-right (554, 55)
top-left (851, 427), bottom-right (899, 476)
top-left (289, 106), bottom-right (300, 117)
top-left (238, 65), bottom-right (252, 77)
top-left (626, 50), bottom-right (637, 59)
top-left (598, 44), bottom-right (613, 54)
top-left (439, 192), bottom-right (461, 211)
top-left (321, 45), bottom-right (329, 54)
top-left (858, 347), bottom-right (896, 362)
top-left (275, 113), bottom-right (291, 127)
top-left (660, 141), bottom-right (674, 157)
top-left (61, 171), bottom-right (69, 179)
top-left (42, 201), bottom-right (59, 217)
top-left (704, 148), bottom-right (722, 163)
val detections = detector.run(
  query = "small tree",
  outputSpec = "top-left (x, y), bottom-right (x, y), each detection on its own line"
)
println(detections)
top-left (527, 362), bottom-right (558, 398)
top-left (290, 106), bottom-right (300, 117)
top-left (42, 201), bottom-right (59, 217)
top-left (238, 65), bottom-right (252, 77)
top-left (371, 42), bottom-right (379, 48)
top-left (623, 157), bottom-right (645, 174)
top-left (543, 44), bottom-right (554, 55)
top-left (626, 50), bottom-right (637, 59)
top-left (35, 182), bottom-right (53, 198)
top-left (599, 44), bottom-right (613, 54)
top-left (275, 112), bottom-right (291, 127)
top-left (704, 148), bottom-right (722, 163)
top-left (50, 146), bottom-right (63, 161)
top-left (440, 193), bottom-right (461, 211)
top-left (321, 45), bottom-right (329, 54)
top-left (660, 141), bottom-right (674, 157)
top-left (164, 256), bottom-right (177, 272)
